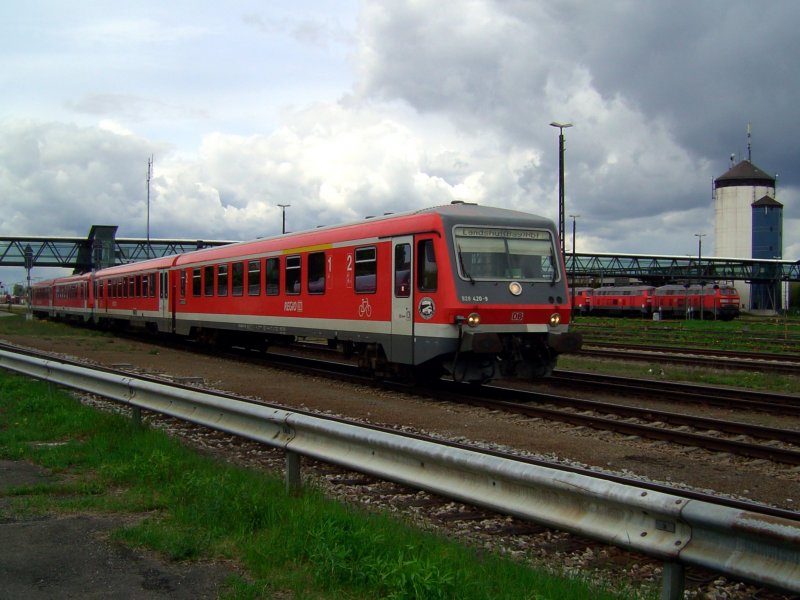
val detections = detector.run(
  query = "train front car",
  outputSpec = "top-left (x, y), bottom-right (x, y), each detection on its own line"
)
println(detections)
top-left (428, 205), bottom-right (582, 383)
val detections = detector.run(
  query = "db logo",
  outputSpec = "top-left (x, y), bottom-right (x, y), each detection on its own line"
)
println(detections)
top-left (511, 311), bottom-right (524, 321)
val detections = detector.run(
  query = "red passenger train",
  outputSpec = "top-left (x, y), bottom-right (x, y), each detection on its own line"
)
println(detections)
top-left (32, 203), bottom-right (582, 383)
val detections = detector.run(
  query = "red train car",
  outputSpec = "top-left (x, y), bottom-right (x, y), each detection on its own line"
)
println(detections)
top-left (589, 285), bottom-right (655, 317)
top-left (31, 273), bottom-right (94, 322)
top-left (571, 287), bottom-right (593, 315)
top-left (32, 203), bottom-right (582, 383)
top-left (665, 284), bottom-right (740, 321)
top-left (578, 283), bottom-right (741, 320)
top-left (652, 284), bottom-right (688, 319)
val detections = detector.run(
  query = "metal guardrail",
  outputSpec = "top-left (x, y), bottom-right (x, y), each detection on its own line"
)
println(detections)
top-left (1, 348), bottom-right (798, 599)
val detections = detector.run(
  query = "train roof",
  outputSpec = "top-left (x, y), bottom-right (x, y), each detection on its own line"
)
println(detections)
top-left (31, 272), bottom-right (91, 287)
top-left (167, 202), bottom-right (554, 267)
top-left (594, 285), bottom-right (655, 291)
top-left (93, 254), bottom-right (180, 277)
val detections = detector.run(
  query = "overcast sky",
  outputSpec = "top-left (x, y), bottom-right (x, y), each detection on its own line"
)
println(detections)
top-left (1, 1), bottom-right (798, 286)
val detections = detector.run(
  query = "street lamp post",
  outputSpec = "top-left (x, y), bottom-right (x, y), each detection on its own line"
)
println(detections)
top-left (694, 233), bottom-right (706, 320)
top-left (550, 122), bottom-right (573, 258)
top-left (277, 204), bottom-right (291, 234)
top-left (24, 244), bottom-right (33, 321)
top-left (569, 214), bottom-right (579, 313)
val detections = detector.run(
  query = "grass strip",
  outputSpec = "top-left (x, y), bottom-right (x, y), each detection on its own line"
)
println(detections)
top-left (0, 371), bottom-right (649, 599)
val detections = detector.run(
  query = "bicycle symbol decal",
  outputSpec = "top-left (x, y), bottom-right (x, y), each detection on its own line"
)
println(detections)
top-left (358, 297), bottom-right (373, 318)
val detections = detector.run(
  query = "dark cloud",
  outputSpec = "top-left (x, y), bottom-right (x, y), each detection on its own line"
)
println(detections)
top-left (355, 0), bottom-right (798, 255)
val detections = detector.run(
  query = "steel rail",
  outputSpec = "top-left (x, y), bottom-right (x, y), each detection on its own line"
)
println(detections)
top-left (439, 384), bottom-right (800, 465)
top-left (549, 370), bottom-right (800, 415)
top-left (2, 340), bottom-right (798, 520)
top-left (578, 346), bottom-right (800, 375)
top-left (583, 341), bottom-right (800, 364)
top-left (1, 348), bottom-right (798, 599)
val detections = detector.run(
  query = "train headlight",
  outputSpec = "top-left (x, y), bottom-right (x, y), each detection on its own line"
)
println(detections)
top-left (549, 313), bottom-right (561, 327)
top-left (466, 312), bottom-right (481, 327)
top-left (509, 281), bottom-right (523, 296)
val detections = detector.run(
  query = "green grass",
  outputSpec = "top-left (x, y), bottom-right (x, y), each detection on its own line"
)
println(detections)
top-left (558, 354), bottom-right (800, 394)
top-left (572, 314), bottom-right (800, 354)
top-left (566, 315), bottom-right (800, 394)
top-left (0, 371), bottom-right (650, 600)
top-left (0, 311), bottom-right (102, 337)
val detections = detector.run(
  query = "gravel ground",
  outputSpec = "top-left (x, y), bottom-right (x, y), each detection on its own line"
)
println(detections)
top-left (2, 331), bottom-right (799, 599)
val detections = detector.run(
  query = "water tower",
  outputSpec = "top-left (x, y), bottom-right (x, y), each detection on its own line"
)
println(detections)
top-left (713, 133), bottom-right (781, 312)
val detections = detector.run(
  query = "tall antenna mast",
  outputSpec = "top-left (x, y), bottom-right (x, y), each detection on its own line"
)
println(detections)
top-left (747, 123), bottom-right (752, 162)
top-left (146, 155), bottom-right (153, 258)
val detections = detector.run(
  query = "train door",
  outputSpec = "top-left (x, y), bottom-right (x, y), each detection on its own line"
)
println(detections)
top-left (159, 270), bottom-right (171, 332)
top-left (391, 237), bottom-right (414, 363)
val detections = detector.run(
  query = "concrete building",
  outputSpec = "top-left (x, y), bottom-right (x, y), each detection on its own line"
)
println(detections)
top-left (713, 159), bottom-right (781, 311)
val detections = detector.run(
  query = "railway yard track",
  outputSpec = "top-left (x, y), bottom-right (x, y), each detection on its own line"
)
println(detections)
top-left (236, 348), bottom-right (800, 467)
top-left (577, 342), bottom-right (800, 374)
top-left (2, 335), bottom-right (799, 598)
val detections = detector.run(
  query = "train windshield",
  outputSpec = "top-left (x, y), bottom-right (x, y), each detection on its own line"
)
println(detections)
top-left (454, 227), bottom-right (558, 282)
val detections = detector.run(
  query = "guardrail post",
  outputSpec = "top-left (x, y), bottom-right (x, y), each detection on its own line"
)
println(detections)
top-left (285, 450), bottom-right (301, 495)
top-left (131, 406), bottom-right (142, 428)
top-left (660, 562), bottom-right (685, 600)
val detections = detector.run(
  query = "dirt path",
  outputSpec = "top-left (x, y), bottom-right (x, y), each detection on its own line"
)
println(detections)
top-left (0, 460), bottom-right (233, 599)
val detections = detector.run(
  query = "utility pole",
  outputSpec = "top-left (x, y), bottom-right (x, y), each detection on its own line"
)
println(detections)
top-left (147, 155), bottom-right (153, 258)
top-left (570, 214), bottom-right (579, 313)
top-left (550, 122), bottom-right (573, 257)
top-left (695, 233), bottom-right (706, 320)
top-left (278, 204), bottom-right (291, 234)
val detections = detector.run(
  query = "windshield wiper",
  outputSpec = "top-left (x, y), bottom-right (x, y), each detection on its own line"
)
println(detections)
top-left (457, 245), bottom-right (475, 284)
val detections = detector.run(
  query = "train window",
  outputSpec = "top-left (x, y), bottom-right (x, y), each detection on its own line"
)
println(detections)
top-left (394, 244), bottom-right (411, 297)
top-left (308, 252), bottom-right (325, 294)
top-left (192, 268), bottom-right (202, 297)
top-left (354, 247), bottom-right (377, 293)
top-left (417, 239), bottom-right (437, 292)
top-left (180, 271), bottom-right (186, 298)
top-left (149, 273), bottom-right (156, 297)
top-left (204, 266), bottom-right (214, 296)
top-left (454, 227), bottom-right (557, 282)
top-left (266, 257), bottom-right (280, 295)
top-left (232, 262), bottom-right (244, 296)
top-left (218, 264), bottom-right (229, 297)
top-left (141, 275), bottom-right (149, 298)
top-left (285, 255), bottom-right (301, 295)
top-left (248, 260), bottom-right (261, 295)
top-left (129, 277), bottom-right (135, 298)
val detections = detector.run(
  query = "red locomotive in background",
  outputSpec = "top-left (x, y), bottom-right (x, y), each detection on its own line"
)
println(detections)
top-left (32, 203), bottom-right (582, 384)
top-left (573, 283), bottom-right (740, 320)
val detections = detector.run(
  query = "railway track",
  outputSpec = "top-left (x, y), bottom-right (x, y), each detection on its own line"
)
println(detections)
top-left (1, 340), bottom-right (796, 522)
top-left (105, 337), bottom-right (800, 467)
top-left (6, 331), bottom-right (797, 469)
top-left (441, 381), bottom-right (800, 465)
top-left (546, 370), bottom-right (800, 415)
top-left (225, 344), bottom-right (800, 467)
top-left (3, 340), bottom-right (799, 598)
top-left (578, 342), bottom-right (800, 374)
